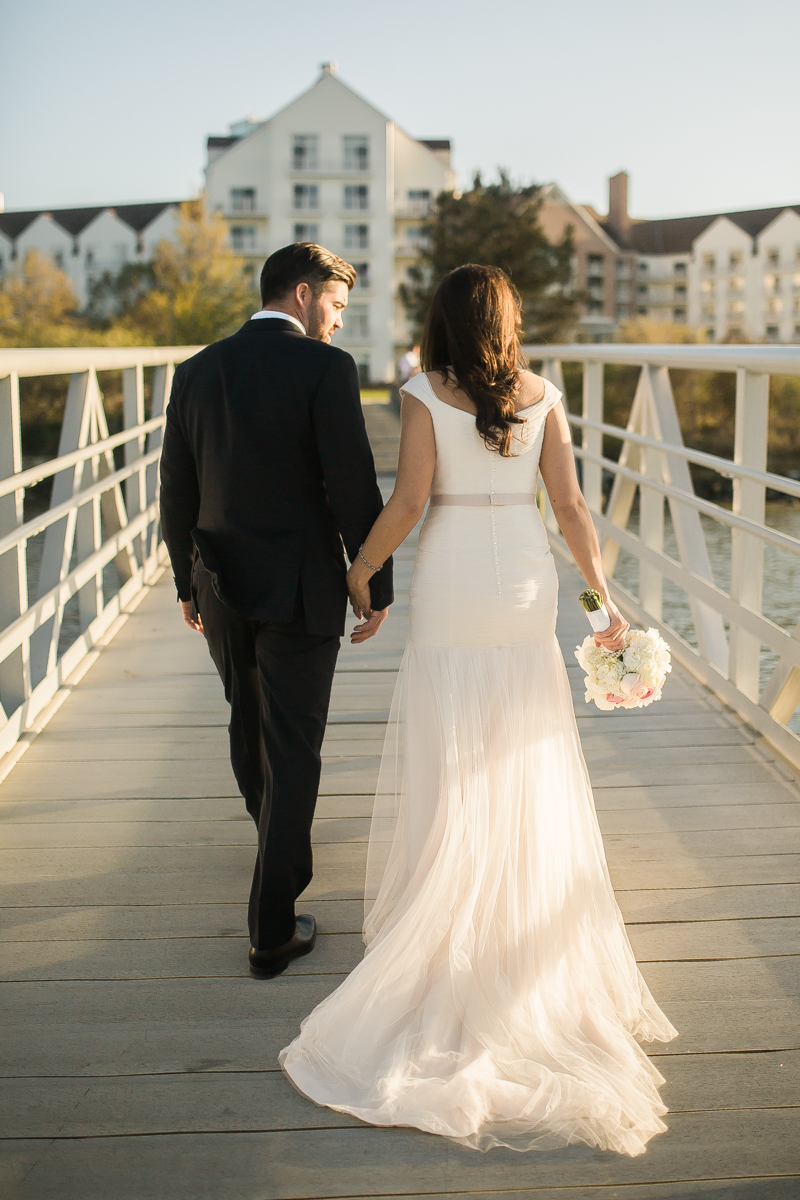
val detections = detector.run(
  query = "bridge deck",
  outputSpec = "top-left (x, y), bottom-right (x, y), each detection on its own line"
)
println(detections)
top-left (1, 414), bottom-right (799, 1197)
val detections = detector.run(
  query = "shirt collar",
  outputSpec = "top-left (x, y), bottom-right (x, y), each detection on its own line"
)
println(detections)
top-left (251, 310), bottom-right (306, 335)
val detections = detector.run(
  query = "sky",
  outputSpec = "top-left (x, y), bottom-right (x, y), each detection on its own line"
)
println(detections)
top-left (2, 0), bottom-right (798, 221)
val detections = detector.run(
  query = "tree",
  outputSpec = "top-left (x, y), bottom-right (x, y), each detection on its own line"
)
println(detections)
top-left (0, 249), bottom-right (83, 346)
top-left (115, 199), bottom-right (257, 345)
top-left (399, 172), bottom-right (579, 343)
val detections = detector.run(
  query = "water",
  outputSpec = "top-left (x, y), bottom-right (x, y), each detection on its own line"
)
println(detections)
top-left (612, 501), bottom-right (800, 733)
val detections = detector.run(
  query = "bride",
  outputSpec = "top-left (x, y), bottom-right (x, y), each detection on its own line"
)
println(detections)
top-left (280, 264), bottom-right (677, 1156)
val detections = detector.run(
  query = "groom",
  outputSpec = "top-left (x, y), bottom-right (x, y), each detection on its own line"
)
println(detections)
top-left (159, 242), bottom-right (393, 978)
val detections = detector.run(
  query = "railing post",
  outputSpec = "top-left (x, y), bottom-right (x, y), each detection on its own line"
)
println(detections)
top-left (145, 363), bottom-right (173, 572)
top-left (582, 361), bottom-right (603, 514)
top-left (0, 372), bottom-right (29, 719)
top-left (728, 369), bottom-right (769, 700)
top-left (123, 365), bottom-right (146, 568)
top-left (539, 359), bottom-right (566, 535)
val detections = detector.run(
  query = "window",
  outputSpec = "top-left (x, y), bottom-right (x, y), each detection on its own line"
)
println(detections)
top-left (85, 249), bottom-right (94, 266)
top-left (586, 299), bottom-right (603, 313)
top-left (766, 298), bottom-right (783, 314)
top-left (674, 285), bottom-right (687, 299)
top-left (343, 135), bottom-right (369, 171)
top-left (637, 284), bottom-right (648, 296)
top-left (231, 226), bottom-right (256, 251)
top-left (353, 262), bottom-right (371, 289)
top-left (729, 250), bottom-right (742, 270)
top-left (766, 324), bottom-right (780, 340)
top-left (705, 328), bottom-right (715, 342)
top-left (637, 306), bottom-right (648, 315)
top-left (293, 184), bottom-right (319, 210)
top-left (674, 262), bottom-right (687, 276)
top-left (701, 279), bottom-right (715, 294)
top-left (616, 258), bottom-right (630, 278)
top-left (344, 185), bottom-right (369, 211)
top-left (794, 297), bottom-right (800, 314)
top-left (702, 253), bottom-right (716, 272)
top-left (587, 254), bottom-right (604, 277)
top-left (767, 247), bottom-right (780, 268)
top-left (616, 282), bottom-right (630, 299)
top-left (702, 304), bottom-right (716, 319)
top-left (765, 274), bottom-right (781, 294)
top-left (637, 261), bottom-right (649, 274)
top-left (406, 227), bottom-right (429, 248)
top-left (294, 223), bottom-right (319, 242)
top-left (346, 305), bottom-right (369, 338)
top-left (794, 324), bottom-right (800, 340)
top-left (407, 189), bottom-right (431, 214)
top-left (729, 276), bottom-right (744, 293)
top-left (293, 135), bottom-right (318, 170)
top-left (53, 252), bottom-right (64, 269)
top-left (344, 224), bottom-right (369, 249)
top-left (231, 187), bottom-right (256, 212)
top-left (728, 300), bottom-right (744, 315)
top-left (673, 308), bottom-right (687, 322)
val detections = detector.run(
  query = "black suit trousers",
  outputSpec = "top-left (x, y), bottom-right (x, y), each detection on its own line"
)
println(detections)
top-left (192, 562), bottom-right (340, 951)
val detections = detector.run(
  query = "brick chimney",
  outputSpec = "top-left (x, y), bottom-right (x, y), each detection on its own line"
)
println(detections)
top-left (608, 171), bottom-right (629, 243)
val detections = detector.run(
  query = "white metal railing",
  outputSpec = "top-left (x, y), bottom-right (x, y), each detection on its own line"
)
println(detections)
top-left (0, 346), bottom-right (201, 760)
top-left (523, 342), bottom-right (800, 771)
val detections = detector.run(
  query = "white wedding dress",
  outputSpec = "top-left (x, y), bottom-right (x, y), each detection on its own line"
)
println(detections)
top-left (280, 373), bottom-right (677, 1156)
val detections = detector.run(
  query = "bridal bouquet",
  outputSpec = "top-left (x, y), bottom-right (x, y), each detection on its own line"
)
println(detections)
top-left (575, 591), bottom-right (671, 711)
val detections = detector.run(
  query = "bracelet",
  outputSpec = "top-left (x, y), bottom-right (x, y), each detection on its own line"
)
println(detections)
top-left (358, 545), bottom-right (383, 573)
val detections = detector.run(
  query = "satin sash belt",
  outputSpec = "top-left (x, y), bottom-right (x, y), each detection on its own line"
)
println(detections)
top-left (429, 493), bottom-right (537, 507)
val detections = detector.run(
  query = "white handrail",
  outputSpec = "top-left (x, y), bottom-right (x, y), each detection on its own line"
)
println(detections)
top-left (565, 413), bottom-right (800, 500)
top-left (523, 342), bottom-right (800, 771)
top-left (527, 342), bottom-right (800, 376)
top-left (0, 346), bottom-right (195, 763)
top-left (0, 417), bottom-right (165, 500)
top-left (0, 346), bottom-right (202, 377)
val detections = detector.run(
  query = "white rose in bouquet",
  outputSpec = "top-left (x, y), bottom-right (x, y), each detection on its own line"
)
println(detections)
top-left (575, 626), bottom-right (671, 712)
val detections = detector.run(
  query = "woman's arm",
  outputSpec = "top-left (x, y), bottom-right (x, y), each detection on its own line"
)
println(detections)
top-left (346, 393), bottom-right (436, 625)
top-left (539, 403), bottom-right (629, 651)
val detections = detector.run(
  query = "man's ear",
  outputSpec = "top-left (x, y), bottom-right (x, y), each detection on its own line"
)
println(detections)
top-left (296, 281), bottom-right (311, 308)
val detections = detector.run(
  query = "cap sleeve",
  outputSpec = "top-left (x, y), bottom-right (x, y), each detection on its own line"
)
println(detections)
top-left (399, 372), bottom-right (435, 411)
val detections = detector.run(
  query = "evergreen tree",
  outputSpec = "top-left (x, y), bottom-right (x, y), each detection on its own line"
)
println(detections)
top-left (399, 172), bottom-right (578, 343)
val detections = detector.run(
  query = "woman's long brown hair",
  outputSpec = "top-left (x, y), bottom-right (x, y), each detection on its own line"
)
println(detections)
top-left (420, 264), bottom-right (526, 456)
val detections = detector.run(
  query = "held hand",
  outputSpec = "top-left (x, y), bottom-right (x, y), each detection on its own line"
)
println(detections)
top-left (346, 563), bottom-right (374, 621)
top-left (180, 599), bottom-right (204, 634)
top-left (351, 607), bottom-right (388, 644)
top-left (593, 599), bottom-right (628, 652)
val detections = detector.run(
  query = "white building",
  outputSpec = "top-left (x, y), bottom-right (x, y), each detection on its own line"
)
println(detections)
top-left (0, 201), bottom-right (179, 311)
top-left (541, 174), bottom-right (800, 342)
top-left (204, 63), bottom-right (455, 382)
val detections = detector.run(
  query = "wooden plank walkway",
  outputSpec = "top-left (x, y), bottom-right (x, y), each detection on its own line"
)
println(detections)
top-left (1, 407), bottom-right (799, 1198)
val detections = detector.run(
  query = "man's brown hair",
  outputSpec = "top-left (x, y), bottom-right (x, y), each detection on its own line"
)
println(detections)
top-left (260, 243), bottom-right (356, 306)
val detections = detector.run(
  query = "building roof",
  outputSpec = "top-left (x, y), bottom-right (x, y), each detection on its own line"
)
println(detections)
top-left (419, 140), bottom-right (451, 152)
top-left (207, 136), bottom-right (241, 152)
top-left (0, 201), bottom-right (180, 243)
top-left (606, 204), bottom-right (800, 254)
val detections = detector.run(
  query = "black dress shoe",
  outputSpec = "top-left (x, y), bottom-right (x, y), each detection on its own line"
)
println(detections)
top-left (249, 915), bottom-right (317, 979)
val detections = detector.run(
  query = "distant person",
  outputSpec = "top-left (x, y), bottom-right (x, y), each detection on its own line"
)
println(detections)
top-left (159, 242), bottom-right (394, 980)
top-left (396, 343), bottom-right (420, 384)
top-left (281, 264), bottom-right (677, 1155)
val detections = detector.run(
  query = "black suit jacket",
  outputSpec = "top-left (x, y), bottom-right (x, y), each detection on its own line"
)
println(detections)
top-left (159, 318), bottom-right (393, 636)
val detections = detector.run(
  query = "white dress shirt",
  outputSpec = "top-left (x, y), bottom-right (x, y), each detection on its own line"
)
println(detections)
top-left (251, 310), bottom-right (306, 335)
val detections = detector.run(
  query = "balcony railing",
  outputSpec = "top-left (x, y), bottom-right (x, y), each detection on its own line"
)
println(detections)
top-left (0, 346), bottom-right (200, 763)
top-left (523, 342), bottom-right (800, 771)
